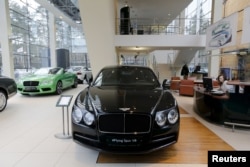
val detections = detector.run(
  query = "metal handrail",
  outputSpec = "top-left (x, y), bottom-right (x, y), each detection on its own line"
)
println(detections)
top-left (116, 17), bottom-right (211, 35)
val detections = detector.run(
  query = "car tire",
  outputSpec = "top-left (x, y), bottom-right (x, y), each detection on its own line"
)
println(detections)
top-left (56, 81), bottom-right (63, 95)
top-left (72, 78), bottom-right (78, 88)
top-left (0, 90), bottom-right (7, 112)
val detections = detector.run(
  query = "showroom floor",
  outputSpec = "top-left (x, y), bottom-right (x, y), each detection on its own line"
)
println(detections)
top-left (0, 84), bottom-right (250, 167)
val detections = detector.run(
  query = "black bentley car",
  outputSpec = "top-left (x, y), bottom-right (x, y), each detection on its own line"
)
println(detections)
top-left (72, 65), bottom-right (180, 153)
top-left (0, 75), bottom-right (17, 112)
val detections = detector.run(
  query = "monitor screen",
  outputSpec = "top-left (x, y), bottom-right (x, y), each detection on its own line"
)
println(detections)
top-left (203, 77), bottom-right (213, 92)
top-left (194, 65), bottom-right (201, 72)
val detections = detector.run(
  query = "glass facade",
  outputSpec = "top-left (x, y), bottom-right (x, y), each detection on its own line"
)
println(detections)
top-left (187, 0), bottom-right (212, 72)
top-left (0, 0), bottom-right (211, 77)
top-left (55, 19), bottom-right (90, 68)
top-left (0, 0), bottom-right (89, 77)
top-left (9, 0), bottom-right (49, 71)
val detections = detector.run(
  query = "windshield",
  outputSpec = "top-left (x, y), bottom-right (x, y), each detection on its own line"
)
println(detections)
top-left (34, 68), bottom-right (61, 75)
top-left (71, 67), bottom-right (82, 71)
top-left (93, 66), bottom-right (160, 87)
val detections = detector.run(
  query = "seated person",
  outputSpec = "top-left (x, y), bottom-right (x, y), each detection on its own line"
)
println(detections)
top-left (217, 74), bottom-right (228, 92)
top-left (217, 74), bottom-right (235, 93)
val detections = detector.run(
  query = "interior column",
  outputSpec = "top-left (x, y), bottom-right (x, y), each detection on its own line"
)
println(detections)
top-left (0, 0), bottom-right (14, 78)
top-left (78, 0), bottom-right (117, 77)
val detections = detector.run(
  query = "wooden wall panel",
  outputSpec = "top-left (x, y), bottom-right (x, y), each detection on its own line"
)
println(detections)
top-left (220, 0), bottom-right (250, 81)
top-left (225, 0), bottom-right (250, 15)
top-left (221, 55), bottom-right (238, 68)
top-left (222, 0), bottom-right (250, 52)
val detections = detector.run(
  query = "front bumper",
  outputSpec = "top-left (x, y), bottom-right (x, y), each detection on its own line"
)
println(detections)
top-left (72, 122), bottom-right (179, 154)
top-left (17, 85), bottom-right (56, 95)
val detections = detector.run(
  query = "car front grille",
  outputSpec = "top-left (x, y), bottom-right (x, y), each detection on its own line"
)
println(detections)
top-left (23, 81), bottom-right (39, 86)
top-left (98, 113), bottom-right (151, 134)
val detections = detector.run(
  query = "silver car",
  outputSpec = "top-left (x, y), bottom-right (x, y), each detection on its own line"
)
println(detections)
top-left (70, 66), bottom-right (92, 84)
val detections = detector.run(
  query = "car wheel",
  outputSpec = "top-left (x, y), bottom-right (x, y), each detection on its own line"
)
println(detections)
top-left (72, 78), bottom-right (78, 88)
top-left (0, 90), bottom-right (7, 112)
top-left (56, 81), bottom-right (63, 95)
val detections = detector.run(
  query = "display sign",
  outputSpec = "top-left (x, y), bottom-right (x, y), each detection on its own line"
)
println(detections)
top-left (56, 95), bottom-right (73, 107)
top-left (55, 95), bottom-right (73, 139)
top-left (241, 6), bottom-right (250, 44)
top-left (206, 13), bottom-right (238, 50)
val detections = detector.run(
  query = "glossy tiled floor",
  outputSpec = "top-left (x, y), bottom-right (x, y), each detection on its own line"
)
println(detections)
top-left (0, 84), bottom-right (249, 167)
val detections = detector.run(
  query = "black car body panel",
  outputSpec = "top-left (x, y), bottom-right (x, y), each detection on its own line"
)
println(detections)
top-left (71, 65), bottom-right (180, 153)
top-left (0, 75), bottom-right (17, 111)
top-left (0, 76), bottom-right (17, 98)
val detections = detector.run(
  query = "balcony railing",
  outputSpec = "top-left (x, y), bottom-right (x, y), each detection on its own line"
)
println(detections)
top-left (116, 17), bottom-right (211, 35)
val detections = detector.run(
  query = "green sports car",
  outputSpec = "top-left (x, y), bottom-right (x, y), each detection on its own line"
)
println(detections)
top-left (17, 67), bottom-right (78, 95)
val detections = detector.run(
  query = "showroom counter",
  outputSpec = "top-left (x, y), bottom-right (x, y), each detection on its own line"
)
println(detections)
top-left (193, 85), bottom-right (250, 125)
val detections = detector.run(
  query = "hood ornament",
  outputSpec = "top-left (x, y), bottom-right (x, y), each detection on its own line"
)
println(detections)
top-left (119, 108), bottom-right (130, 112)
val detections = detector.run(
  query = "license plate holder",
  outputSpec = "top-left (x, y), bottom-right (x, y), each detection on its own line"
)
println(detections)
top-left (106, 137), bottom-right (141, 146)
top-left (24, 86), bottom-right (37, 91)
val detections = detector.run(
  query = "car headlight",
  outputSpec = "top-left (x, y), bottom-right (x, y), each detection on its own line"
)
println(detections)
top-left (72, 104), bottom-right (95, 126)
top-left (168, 109), bottom-right (179, 124)
top-left (155, 108), bottom-right (179, 127)
top-left (83, 112), bottom-right (94, 125)
top-left (40, 79), bottom-right (53, 85)
top-left (155, 111), bottom-right (167, 127)
top-left (72, 106), bottom-right (83, 123)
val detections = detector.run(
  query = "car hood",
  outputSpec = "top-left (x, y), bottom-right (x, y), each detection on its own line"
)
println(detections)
top-left (20, 74), bottom-right (55, 81)
top-left (80, 86), bottom-right (175, 114)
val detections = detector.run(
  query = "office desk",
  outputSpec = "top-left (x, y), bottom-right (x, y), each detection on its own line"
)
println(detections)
top-left (227, 81), bottom-right (250, 94)
top-left (193, 86), bottom-right (250, 124)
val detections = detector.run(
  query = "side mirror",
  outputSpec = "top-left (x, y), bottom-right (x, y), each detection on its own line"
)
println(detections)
top-left (162, 79), bottom-right (170, 89)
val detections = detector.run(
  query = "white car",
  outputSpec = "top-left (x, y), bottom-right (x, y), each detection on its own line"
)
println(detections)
top-left (70, 66), bottom-right (92, 84)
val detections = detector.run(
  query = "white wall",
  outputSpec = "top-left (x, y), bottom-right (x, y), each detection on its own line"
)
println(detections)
top-left (150, 50), bottom-right (178, 64)
top-left (115, 35), bottom-right (206, 47)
